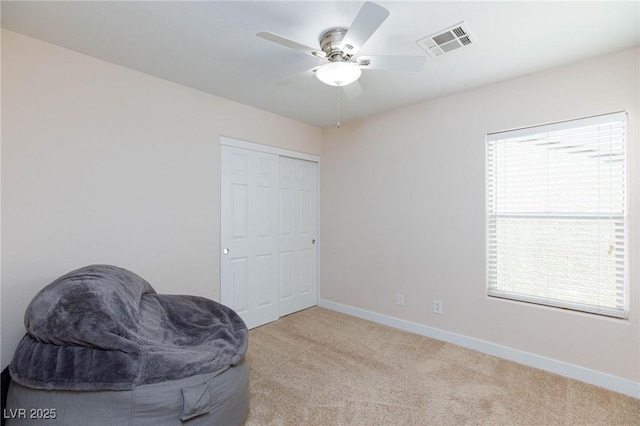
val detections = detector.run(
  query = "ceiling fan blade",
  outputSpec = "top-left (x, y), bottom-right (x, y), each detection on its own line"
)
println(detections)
top-left (340, 2), bottom-right (390, 55)
top-left (275, 67), bottom-right (319, 86)
top-left (257, 31), bottom-right (326, 58)
top-left (341, 80), bottom-right (363, 99)
top-left (357, 55), bottom-right (426, 72)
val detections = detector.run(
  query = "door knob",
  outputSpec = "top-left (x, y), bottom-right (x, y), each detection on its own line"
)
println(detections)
top-left (223, 248), bottom-right (230, 255)
top-left (312, 239), bottom-right (316, 244)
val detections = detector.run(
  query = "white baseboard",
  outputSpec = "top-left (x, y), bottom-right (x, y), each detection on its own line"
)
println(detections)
top-left (318, 298), bottom-right (640, 399)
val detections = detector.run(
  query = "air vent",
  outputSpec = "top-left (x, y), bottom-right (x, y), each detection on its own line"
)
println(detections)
top-left (416, 22), bottom-right (476, 58)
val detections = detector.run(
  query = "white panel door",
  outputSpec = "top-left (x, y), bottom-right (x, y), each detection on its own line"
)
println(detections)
top-left (279, 156), bottom-right (318, 316)
top-left (221, 145), bottom-right (279, 329)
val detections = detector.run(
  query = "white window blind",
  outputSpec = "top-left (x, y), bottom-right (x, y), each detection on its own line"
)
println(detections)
top-left (486, 112), bottom-right (627, 318)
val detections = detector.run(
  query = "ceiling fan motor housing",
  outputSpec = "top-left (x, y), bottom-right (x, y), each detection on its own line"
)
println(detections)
top-left (319, 28), bottom-right (351, 61)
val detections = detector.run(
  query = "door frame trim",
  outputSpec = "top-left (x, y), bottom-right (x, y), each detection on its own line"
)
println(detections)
top-left (219, 136), bottom-right (321, 316)
top-left (220, 136), bottom-right (320, 163)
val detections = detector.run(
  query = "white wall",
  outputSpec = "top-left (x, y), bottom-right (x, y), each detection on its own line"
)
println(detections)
top-left (320, 48), bottom-right (639, 384)
top-left (0, 30), bottom-right (321, 367)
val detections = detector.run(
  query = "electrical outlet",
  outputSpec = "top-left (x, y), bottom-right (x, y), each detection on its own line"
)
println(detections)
top-left (434, 300), bottom-right (443, 315)
top-left (396, 294), bottom-right (405, 306)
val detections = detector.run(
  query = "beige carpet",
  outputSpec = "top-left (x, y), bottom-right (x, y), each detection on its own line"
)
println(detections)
top-left (245, 307), bottom-right (639, 425)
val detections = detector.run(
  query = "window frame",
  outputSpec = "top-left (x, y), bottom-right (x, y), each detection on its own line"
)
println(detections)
top-left (485, 112), bottom-right (628, 318)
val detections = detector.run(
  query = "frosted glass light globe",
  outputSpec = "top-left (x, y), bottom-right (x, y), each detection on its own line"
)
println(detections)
top-left (315, 61), bottom-right (362, 87)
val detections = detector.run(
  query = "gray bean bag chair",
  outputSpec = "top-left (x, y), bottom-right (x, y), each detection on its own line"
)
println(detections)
top-left (6, 265), bottom-right (249, 425)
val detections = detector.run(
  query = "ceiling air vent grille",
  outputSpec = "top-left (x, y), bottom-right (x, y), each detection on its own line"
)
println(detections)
top-left (417, 22), bottom-right (475, 58)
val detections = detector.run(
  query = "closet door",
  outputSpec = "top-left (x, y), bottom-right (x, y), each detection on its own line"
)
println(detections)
top-left (221, 145), bottom-right (279, 329)
top-left (279, 157), bottom-right (318, 316)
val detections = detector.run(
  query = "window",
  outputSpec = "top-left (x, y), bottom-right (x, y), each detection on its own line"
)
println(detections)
top-left (486, 112), bottom-right (627, 318)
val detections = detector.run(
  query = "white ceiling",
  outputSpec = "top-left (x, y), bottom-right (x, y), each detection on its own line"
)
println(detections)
top-left (2, 1), bottom-right (639, 128)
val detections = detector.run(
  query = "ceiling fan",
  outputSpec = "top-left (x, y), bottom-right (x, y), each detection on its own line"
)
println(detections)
top-left (257, 1), bottom-right (426, 98)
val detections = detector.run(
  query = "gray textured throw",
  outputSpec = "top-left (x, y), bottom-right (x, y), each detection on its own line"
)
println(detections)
top-left (9, 265), bottom-right (248, 391)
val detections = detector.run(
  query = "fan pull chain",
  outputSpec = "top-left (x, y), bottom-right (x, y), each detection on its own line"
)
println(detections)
top-left (336, 88), bottom-right (341, 128)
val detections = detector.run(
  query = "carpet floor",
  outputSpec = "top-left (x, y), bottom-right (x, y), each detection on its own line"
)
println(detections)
top-left (245, 307), bottom-right (639, 425)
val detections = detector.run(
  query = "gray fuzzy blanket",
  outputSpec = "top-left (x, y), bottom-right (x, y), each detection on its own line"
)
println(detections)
top-left (9, 265), bottom-right (248, 391)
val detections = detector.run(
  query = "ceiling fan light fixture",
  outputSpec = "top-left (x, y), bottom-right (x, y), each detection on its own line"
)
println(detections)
top-left (315, 61), bottom-right (362, 87)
